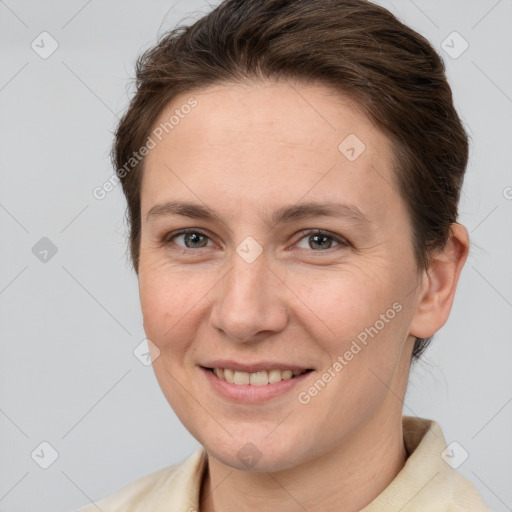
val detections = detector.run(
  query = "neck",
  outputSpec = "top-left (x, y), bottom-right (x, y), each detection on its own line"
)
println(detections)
top-left (199, 410), bottom-right (408, 512)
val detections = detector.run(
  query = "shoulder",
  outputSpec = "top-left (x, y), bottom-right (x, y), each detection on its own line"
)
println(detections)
top-left (73, 466), bottom-right (176, 512)
top-left (72, 446), bottom-right (207, 512)
top-left (363, 416), bottom-right (491, 511)
top-left (441, 469), bottom-right (492, 511)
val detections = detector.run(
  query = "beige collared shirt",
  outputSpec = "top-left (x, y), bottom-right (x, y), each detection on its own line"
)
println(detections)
top-left (74, 416), bottom-right (491, 511)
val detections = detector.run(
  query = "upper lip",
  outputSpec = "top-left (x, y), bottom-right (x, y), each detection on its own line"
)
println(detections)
top-left (201, 360), bottom-right (312, 373)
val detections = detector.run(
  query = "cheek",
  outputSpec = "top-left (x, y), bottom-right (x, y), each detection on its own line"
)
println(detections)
top-left (294, 266), bottom-right (393, 338)
top-left (138, 260), bottom-right (204, 349)
top-left (299, 265), bottom-right (413, 380)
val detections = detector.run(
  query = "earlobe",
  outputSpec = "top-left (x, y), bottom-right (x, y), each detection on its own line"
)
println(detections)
top-left (409, 224), bottom-right (470, 339)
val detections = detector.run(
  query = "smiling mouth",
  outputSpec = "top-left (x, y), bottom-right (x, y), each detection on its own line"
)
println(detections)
top-left (204, 367), bottom-right (314, 386)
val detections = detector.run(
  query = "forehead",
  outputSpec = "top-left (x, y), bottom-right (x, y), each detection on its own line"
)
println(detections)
top-left (141, 80), bottom-right (403, 226)
top-left (150, 80), bottom-right (377, 152)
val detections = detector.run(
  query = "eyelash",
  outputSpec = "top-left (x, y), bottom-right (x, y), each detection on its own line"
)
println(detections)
top-left (162, 228), bottom-right (351, 254)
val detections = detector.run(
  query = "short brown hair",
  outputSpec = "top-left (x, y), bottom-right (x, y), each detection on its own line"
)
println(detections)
top-left (112, 0), bottom-right (469, 360)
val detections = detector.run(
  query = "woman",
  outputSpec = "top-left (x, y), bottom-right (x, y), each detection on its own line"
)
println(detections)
top-left (76, 0), bottom-right (490, 510)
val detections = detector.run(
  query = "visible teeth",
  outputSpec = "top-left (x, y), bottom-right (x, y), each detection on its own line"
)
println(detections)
top-left (212, 368), bottom-right (308, 385)
top-left (233, 371), bottom-right (250, 385)
top-left (281, 370), bottom-right (293, 380)
top-left (249, 371), bottom-right (268, 386)
top-left (268, 369), bottom-right (282, 384)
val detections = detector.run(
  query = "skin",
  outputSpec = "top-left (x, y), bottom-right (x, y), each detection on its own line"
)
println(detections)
top-left (137, 79), bottom-right (469, 512)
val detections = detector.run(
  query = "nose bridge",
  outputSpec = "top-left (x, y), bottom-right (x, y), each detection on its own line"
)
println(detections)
top-left (210, 242), bottom-right (287, 341)
top-left (224, 245), bottom-right (271, 314)
top-left (226, 232), bottom-right (270, 298)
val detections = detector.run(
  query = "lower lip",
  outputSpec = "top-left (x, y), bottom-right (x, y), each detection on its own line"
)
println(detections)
top-left (200, 366), bottom-right (313, 403)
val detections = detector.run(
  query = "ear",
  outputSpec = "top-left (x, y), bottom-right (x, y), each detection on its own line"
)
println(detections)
top-left (409, 223), bottom-right (469, 339)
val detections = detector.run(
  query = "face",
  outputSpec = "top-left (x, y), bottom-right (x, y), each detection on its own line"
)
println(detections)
top-left (138, 80), bottom-right (424, 472)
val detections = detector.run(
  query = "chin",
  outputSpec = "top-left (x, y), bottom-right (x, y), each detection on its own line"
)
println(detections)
top-left (202, 431), bottom-right (309, 473)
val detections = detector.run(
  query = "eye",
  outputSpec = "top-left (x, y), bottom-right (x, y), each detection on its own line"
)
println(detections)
top-left (165, 229), bottom-right (214, 250)
top-left (294, 229), bottom-right (349, 251)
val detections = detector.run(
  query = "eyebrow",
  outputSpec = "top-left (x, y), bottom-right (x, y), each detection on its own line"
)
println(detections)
top-left (145, 200), bottom-right (372, 229)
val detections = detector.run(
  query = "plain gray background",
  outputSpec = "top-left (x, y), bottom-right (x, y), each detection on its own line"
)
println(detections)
top-left (1, 0), bottom-right (511, 510)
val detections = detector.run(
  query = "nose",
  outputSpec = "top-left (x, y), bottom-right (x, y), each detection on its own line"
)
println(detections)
top-left (209, 251), bottom-right (288, 343)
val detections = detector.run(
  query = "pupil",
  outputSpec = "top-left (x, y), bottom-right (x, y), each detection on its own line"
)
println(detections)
top-left (311, 234), bottom-right (330, 249)
top-left (186, 233), bottom-right (206, 248)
